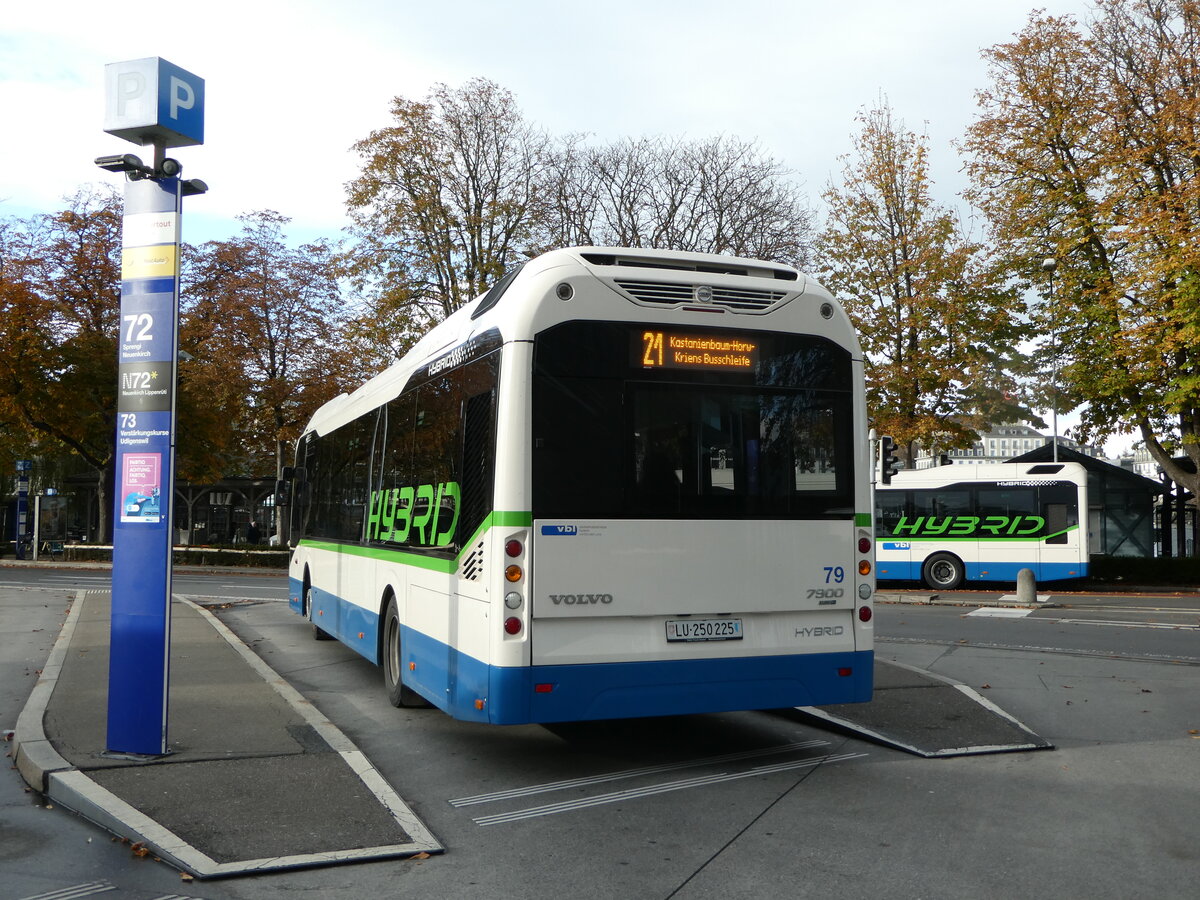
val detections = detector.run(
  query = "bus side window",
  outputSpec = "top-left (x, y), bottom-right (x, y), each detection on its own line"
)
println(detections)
top-left (1045, 503), bottom-right (1069, 544)
top-left (876, 491), bottom-right (907, 537)
top-left (1039, 484), bottom-right (1076, 545)
top-left (458, 352), bottom-right (500, 546)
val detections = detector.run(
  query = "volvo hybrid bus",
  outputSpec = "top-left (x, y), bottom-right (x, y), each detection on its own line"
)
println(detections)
top-left (875, 461), bottom-right (1089, 589)
top-left (285, 247), bottom-right (875, 724)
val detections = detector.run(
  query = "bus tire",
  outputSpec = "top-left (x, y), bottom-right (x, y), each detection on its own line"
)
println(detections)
top-left (307, 584), bottom-right (333, 641)
top-left (922, 553), bottom-right (965, 590)
top-left (382, 596), bottom-right (428, 708)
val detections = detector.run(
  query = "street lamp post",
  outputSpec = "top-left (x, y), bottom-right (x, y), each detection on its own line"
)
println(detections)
top-left (1042, 257), bottom-right (1058, 462)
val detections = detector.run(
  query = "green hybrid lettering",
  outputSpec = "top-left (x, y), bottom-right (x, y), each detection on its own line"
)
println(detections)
top-left (367, 481), bottom-right (460, 547)
top-left (891, 514), bottom-right (1046, 539)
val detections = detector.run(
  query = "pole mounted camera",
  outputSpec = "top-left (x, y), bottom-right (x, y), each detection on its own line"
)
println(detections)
top-left (93, 153), bottom-right (206, 194)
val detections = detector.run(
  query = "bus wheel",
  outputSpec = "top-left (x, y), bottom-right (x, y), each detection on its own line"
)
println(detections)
top-left (922, 553), bottom-right (964, 590)
top-left (308, 585), bottom-right (333, 641)
top-left (383, 596), bottom-right (428, 708)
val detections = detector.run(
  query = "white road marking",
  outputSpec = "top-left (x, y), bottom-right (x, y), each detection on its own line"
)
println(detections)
top-left (471, 752), bottom-right (868, 826)
top-left (450, 739), bottom-right (830, 807)
top-left (18, 881), bottom-right (117, 900)
top-left (1051, 617), bottom-right (1200, 631)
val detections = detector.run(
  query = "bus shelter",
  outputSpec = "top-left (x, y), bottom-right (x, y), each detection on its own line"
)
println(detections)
top-left (1009, 445), bottom-right (1161, 558)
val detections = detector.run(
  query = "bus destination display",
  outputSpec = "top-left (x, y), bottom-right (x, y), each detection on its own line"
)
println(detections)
top-left (638, 329), bottom-right (759, 372)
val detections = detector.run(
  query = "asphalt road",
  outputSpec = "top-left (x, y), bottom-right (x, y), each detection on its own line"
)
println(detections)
top-left (0, 565), bottom-right (288, 601)
top-left (3, 570), bottom-right (1197, 899)
top-left (879, 591), bottom-right (1200, 665)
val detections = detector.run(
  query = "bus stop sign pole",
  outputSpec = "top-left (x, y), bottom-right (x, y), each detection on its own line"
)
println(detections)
top-left (99, 58), bottom-right (205, 756)
top-left (14, 460), bottom-right (31, 559)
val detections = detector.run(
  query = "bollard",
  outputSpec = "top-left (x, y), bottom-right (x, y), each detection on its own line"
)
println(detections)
top-left (1016, 568), bottom-right (1037, 604)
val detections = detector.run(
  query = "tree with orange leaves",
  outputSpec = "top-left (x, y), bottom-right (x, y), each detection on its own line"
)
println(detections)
top-left (965, 0), bottom-right (1200, 497)
top-left (819, 100), bottom-right (1032, 466)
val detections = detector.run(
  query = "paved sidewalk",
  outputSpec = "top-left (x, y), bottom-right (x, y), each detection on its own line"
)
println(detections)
top-left (12, 590), bottom-right (441, 879)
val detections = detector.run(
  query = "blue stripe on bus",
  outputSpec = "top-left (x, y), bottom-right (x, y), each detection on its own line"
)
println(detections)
top-left (875, 560), bottom-right (1089, 583)
top-left (289, 576), bottom-right (380, 661)
top-left (289, 574), bottom-right (873, 723)
top-left (488, 650), bottom-right (873, 724)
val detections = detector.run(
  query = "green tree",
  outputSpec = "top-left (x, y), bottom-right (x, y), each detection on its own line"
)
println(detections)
top-left (184, 211), bottom-right (353, 505)
top-left (819, 101), bottom-right (1031, 463)
top-left (0, 188), bottom-right (122, 541)
top-left (964, 0), bottom-right (1200, 496)
top-left (345, 78), bottom-right (817, 359)
top-left (1, 193), bottom-right (353, 541)
top-left (345, 77), bottom-right (550, 341)
top-left (542, 134), bottom-right (815, 266)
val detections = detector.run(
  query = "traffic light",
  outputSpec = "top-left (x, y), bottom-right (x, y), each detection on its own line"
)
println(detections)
top-left (880, 435), bottom-right (900, 485)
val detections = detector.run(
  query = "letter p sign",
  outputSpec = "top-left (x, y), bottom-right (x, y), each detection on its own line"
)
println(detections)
top-left (117, 71), bottom-right (146, 118)
top-left (169, 76), bottom-right (194, 121)
top-left (104, 58), bottom-right (204, 148)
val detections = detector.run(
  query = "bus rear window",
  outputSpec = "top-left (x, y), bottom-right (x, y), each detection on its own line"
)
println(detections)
top-left (533, 321), bottom-right (855, 520)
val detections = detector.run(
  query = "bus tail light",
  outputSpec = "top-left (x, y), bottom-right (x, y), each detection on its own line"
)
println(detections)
top-left (503, 534), bottom-right (526, 637)
top-left (859, 606), bottom-right (873, 623)
top-left (858, 536), bottom-right (871, 554)
top-left (858, 560), bottom-right (871, 576)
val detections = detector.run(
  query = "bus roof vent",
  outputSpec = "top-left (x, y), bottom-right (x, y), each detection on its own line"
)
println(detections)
top-left (1026, 464), bottom-right (1065, 474)
top-left (614, 279), bottom-right (788, 314)
top-left (580, 251), bottom-right (798, 281)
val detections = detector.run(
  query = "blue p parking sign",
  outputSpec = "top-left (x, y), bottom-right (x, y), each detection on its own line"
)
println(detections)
top-left (104, 57), bottom-right (204, 148)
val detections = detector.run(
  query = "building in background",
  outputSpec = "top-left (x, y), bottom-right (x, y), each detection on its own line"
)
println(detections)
top-left (914, 423), bottom-right (1108, 469)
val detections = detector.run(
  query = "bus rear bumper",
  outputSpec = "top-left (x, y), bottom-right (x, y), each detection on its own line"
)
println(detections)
top-left (453, 649), bottom-right (874, 725)
top-left (499, 651), bottom-right (874, 724)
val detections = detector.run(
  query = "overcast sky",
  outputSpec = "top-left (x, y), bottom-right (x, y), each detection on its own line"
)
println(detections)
top-left (3, 0), bottom-right (1098, 244)
top-left (5, 0), bottom-right (1125, 450)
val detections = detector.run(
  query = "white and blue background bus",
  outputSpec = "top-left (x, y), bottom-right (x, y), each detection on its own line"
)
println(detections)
top-left (286, 247), bottom-right (875, 724)
top-left (875, 461), bottom-right (1090, 590)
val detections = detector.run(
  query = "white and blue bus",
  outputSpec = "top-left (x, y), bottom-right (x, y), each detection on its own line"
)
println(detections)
top-left (875, 461), bottom-right (1089, 589)
top-left (286, 247), bottom-right (875, 724)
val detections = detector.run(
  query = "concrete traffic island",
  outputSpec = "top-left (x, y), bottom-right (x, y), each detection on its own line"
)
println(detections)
top-left (12, 591), bottom-right (441, 879)
top-left (799, 658), bottom-right (1053, 758)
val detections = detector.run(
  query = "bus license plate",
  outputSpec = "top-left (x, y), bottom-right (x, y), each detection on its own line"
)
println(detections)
top-left (665, 618), bottom-right (743, 642)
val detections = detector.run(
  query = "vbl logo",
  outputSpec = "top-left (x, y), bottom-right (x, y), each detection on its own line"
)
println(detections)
top-left (542, 525), bottom-right (578, 536)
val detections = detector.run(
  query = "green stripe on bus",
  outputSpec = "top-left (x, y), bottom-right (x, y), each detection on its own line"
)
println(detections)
top-left (489, 511), bottom-right (535, 529)
top-left (877, 525), bottom-right (1080, 543)
top-left (296, 510), bottom-right (535, 573)
top-left (855, 513), bottom-right (872, 527)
